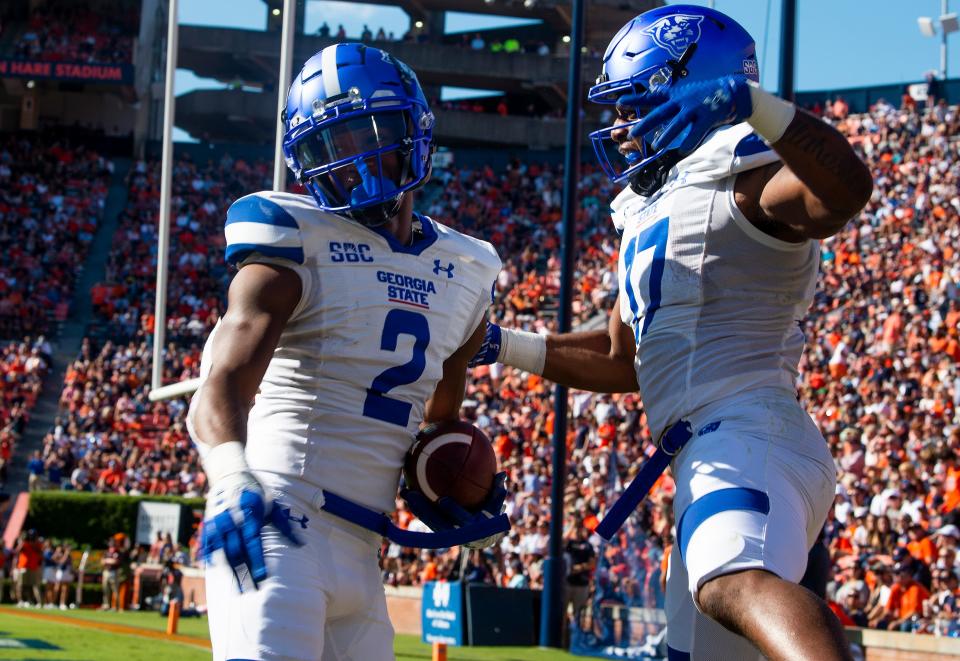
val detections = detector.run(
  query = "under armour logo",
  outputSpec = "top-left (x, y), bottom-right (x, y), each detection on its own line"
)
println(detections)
top-left (705, 88), bottom-right (730, 112)
top-left (433, 260), bottom-right (454, 278)
top-left (281, 508), bottom-right (310, 529)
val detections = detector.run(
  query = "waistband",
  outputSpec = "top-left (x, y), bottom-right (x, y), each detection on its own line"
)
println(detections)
top-left (256, 473), bottom-right (384, 548)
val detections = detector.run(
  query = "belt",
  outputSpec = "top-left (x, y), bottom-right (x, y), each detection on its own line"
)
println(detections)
top-left (595, 419), bottom-right (693, 541)
top-left (318, 490), bottom-right (510, 549)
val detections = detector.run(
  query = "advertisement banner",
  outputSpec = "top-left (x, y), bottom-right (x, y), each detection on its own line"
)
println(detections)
top-left (0, 59), bottom-right (133, 84)
top-left (421, 581), bottom-right (464, 646)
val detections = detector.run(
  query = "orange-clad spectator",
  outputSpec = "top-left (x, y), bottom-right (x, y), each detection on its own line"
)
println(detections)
top-left (14, 529), bottom-right (43, 606)
top-left (884, 564), bottom-right (930, 631)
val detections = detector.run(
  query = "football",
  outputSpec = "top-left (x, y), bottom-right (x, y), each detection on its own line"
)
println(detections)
top-left (403, 420), bottom-right (498, 511)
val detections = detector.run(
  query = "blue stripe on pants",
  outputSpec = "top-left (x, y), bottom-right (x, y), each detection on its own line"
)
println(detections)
top-left (677, 487), bottom-right (770, 561)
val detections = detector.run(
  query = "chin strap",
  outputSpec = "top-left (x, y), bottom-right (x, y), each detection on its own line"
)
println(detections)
top-left (628, 149), bottom-right (685, 197)
top-left (347, 195), bottom-right (403, 226)
top-left (318, 490), bottom-right (511, 549)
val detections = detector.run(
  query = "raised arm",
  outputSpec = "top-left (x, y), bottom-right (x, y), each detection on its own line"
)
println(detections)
top-left (737, 86), bottom-right (873, 241)
top-left (622, 77), bottom-right (872, 241)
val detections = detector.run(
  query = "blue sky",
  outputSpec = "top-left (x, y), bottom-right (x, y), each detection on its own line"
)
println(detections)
top-left (172, 0), bottom-right (960, 139)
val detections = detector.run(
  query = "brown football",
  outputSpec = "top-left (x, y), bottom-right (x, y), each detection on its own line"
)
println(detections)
top-left (403, 420), bottom-right (498, 511)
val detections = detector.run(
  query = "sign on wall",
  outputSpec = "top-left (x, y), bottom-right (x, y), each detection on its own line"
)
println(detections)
top-left (0, 59), bottom-right (133, 84)
top-left (421, 581), bottom-right (464, 646)
top-left (135, 502), bottom-right (183, 546)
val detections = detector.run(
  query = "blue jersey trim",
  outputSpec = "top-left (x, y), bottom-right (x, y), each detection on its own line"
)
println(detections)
top-left (733, 133), bottom-right (772, 159)
top-left (667, 646), bottom-right (691, 661)
top-left (225, 243), bottom-right (305, 266)
top-left (677, 487), bottom-right (770, 561)
top-left (226, 194), bottom-right (300, 228)
top-left (370, 213), bottom-right (439, 256)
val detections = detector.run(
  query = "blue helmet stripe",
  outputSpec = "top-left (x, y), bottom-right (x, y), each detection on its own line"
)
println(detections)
top-left (321, 45), bottom-right (341, 97)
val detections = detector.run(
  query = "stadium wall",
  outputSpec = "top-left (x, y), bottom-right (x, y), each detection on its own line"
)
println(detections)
top-left (381, 587), bottom-right (960, 659)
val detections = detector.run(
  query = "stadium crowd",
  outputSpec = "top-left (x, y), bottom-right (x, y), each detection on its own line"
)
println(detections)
top-left (10, 4), bottom-right (136, 65)
top-left (33, 154), bottom-right (262, 498)
top-left (0, 133), bottom-right (110, 490)
top-left (0, 134), bottom-right (111, 339)
top-left (12, 90), bottom-right (960, 637)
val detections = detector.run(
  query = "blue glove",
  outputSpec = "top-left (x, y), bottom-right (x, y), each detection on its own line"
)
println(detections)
top-left (201, 472), bottom-right (302, 590)
top-left (621, 76), bottom-right (753, 156)
top-left (468, 321), bottom-right (502, 367)
top-left (400, 472), bottom-right (509, 549)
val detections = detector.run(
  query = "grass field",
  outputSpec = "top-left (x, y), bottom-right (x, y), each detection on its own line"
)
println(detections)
top-left (0, 606), bottom-right (582, 660)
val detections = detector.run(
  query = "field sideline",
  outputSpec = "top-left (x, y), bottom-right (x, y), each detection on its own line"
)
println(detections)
top-left (0, 606), bottom-right (580, 660)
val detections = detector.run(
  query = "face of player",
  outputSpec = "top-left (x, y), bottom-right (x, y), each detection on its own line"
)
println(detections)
top-left (610, 104), bottom-right (642, 160)
top-left (297, 111), bottom-right (414, 208)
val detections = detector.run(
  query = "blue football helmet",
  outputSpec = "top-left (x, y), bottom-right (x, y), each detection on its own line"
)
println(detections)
top-left (588, 5), bottom-right (759, 195)
top-left (282, 43), bottom-right (435, 225)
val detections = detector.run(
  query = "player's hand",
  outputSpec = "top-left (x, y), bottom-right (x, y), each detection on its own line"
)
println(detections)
top-left (467, 321), bottom-right (503, 367)
top-left (621, 76), bottom-right (753, 155)
top-left (400, 472), bottom-right (509, 549)
top-left (201, 471), bottom-right (302, 590)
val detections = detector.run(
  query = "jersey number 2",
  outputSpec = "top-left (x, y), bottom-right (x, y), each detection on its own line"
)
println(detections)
top-left (363, 309), bottom-right (430, 427)
top-left (622, 216), bottom-right (669, 344)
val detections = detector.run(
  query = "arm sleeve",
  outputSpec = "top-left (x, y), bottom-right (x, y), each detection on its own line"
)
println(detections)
top-left (224, 193), bottom-right (313, 322)
top-left (224, 193), bottom-right (305, 266)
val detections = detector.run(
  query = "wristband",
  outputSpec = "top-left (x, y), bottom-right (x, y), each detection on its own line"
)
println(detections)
top-left (746, 81), bottom-right (796, 144)
top-left (201, 440), bottom-right (249, 487)
top-left (499, 328), bottom-right (547, 375)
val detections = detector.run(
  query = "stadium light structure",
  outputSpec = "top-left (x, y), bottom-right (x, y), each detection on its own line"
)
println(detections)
top-left (151, 0), bottom-right (179, 399)
top-left (539, 0), bottom-right (584, 649)
top-left (273, 0), bottom-right (297, 192)
top-left (919, 1), bottom-right (958, 79)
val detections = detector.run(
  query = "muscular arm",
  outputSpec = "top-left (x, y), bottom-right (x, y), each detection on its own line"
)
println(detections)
top-left (540, 294), bottom-right (639, 393)
top-left (191, 263), bottom-right (302, 449)
top-left (424, 319), bottom-right (487, 423)
top-left (742, 109), bottom-right (873, 241)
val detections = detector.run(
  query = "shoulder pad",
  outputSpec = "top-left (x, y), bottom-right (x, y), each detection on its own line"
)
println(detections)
top-left (224, 192), bottom-right (305, 265)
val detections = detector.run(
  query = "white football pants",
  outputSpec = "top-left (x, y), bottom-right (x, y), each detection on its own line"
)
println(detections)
top-left (205, 484), bottom-right (394, 661)
top-left (663, 387), bottom-right (836, 660)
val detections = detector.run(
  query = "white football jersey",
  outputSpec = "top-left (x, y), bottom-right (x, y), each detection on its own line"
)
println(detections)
top-left (612, 124), bottom-right (821, 442)
top-left (191, 191), bottom-right (501, 512)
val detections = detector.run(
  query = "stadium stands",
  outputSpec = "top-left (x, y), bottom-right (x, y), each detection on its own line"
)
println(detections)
top-left (36, 154), bottom-right (273, 497)
top-left (1, 336), bottom-right (49, 488)
top-left (0, 135), bottom-right (112, 340)
top-left (9, 4), bottom-right (137, 65)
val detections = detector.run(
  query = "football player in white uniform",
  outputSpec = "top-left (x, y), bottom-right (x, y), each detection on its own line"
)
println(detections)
top-left (188, 44), bottom-right (506, 661)
top-left (471, 6), bottom-right (872, 660)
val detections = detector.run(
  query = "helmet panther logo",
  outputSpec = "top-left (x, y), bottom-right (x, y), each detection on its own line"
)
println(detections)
top-left (643, 14), bottom-right (704, 59)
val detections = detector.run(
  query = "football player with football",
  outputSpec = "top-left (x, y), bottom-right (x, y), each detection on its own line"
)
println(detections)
top-left (471, 5), bottom-right (871, 660)
top-left (189, 44), bottom-right (507, 660)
